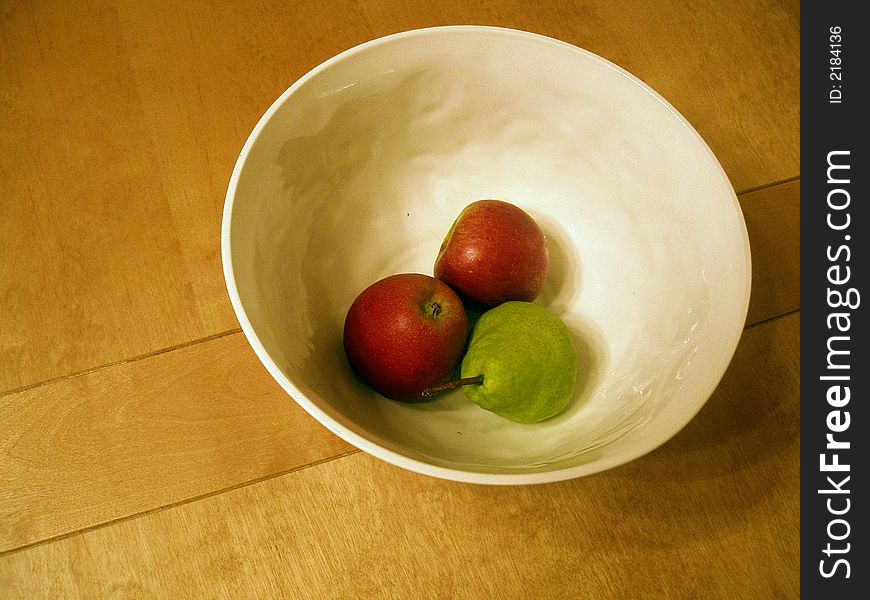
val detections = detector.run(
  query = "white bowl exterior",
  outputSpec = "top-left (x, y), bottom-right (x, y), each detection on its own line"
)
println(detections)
top-left (222, 27), bottom-right (751, 484)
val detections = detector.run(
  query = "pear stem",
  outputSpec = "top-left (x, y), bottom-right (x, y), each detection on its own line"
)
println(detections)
top-left (421, 374), bottom-right (484, 399)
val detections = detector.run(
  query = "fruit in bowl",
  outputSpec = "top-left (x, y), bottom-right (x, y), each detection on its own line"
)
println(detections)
top-left (422, 301), bottom-right (578, 423)
top-left (458, 301), bottom-right (577, 423)
top-left (343, 273), bottom-right (468, 402)
top-left (434, 199), bottom-right (549, 307)
top-left (344, 200), bottom-right (575, 423)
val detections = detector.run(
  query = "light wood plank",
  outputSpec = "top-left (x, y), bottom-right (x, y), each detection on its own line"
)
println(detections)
top-left (0, 0), bottom-right (375, 392)
top-left (0, 315), bottom-right (799, 598)
top-left (2, 0), bottom-right (799, 393)
top-left (1, 0), bottom-right (222, 392)
top-left (0, 332), bottom-right (353, 553)
top-left (741, 179), bottom-right (800, 324)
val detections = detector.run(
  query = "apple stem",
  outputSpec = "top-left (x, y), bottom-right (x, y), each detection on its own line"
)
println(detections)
top-left (420, 374), bottom-right (484, 399)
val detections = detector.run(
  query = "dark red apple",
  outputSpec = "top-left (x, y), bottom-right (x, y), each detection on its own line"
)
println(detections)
top-left (343, 273), bottom-right (468, 402)
top-left (434, 200), bottom-right (549, 306)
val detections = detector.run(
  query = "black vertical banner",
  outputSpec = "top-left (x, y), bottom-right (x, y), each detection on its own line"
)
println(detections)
top-left (801, 3), bottom-right (867, 597)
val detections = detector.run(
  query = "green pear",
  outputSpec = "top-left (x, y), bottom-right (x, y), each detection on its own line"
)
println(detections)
top-left (460, 301), bottom-right (577, 423)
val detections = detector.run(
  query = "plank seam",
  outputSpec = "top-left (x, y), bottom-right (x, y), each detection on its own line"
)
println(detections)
top-left (0, 448), bottom-right (362, 558)
top-left (0, 328), bottom-right (243, 400)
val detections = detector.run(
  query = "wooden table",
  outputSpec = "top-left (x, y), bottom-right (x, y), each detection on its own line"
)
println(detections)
top-left (1, 1), bottom-right (799, 597)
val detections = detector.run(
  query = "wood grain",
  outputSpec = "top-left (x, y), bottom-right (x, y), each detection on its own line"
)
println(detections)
top-left (1, 0), bottom-right (799, 393)
top-left (0, 332), bottom-right (353, 554)
top-left (0, 314), bottom-right (799, 598)
top-left (0, 0), bottom-right (373, 393)
top-left (0, 178), bottom-right (798, 554)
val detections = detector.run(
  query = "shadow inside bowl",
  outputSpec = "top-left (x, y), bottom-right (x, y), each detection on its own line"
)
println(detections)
top-left (536, 215), bottom-right (582, 314)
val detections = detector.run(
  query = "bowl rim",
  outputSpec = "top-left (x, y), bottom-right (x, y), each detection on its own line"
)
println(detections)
top-left (221, 25), bottom-right (752, 485)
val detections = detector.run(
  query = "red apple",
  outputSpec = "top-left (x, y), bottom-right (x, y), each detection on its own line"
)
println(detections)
top-left (343, 273), bottom-right (468, 401)
top-left (434, 200), bottom-right (549, 306)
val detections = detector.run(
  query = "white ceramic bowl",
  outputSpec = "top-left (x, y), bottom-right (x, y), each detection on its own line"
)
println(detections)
top-left (222, 26), bottom-right (751, 485)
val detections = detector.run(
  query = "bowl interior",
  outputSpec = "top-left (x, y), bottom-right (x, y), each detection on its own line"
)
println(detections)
top-left (224, 27), bottom-right (750, 482)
